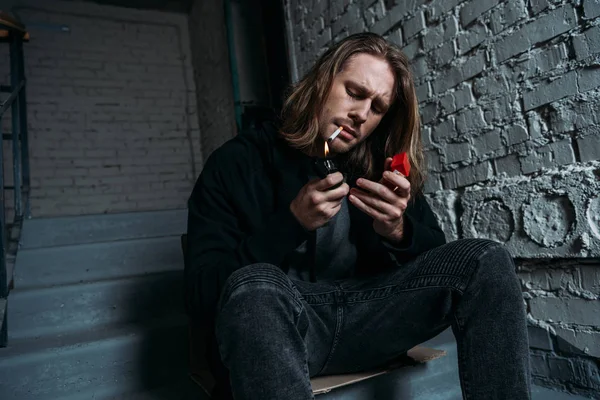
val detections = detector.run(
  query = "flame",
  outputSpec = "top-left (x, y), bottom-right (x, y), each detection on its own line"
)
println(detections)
top-left (324, 141), bottom-right (329, 157)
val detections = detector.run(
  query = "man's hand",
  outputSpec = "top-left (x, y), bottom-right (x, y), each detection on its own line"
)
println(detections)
top-left (348, 157), bottom-right (411, 242)
top-left (290, 172), bottom-right (350, 231)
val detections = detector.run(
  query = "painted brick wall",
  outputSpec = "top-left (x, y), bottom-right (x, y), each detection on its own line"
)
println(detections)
top-left (0, 0), bottom-right (201, 217)
top-left (285, 0), bottom-right (600, 395)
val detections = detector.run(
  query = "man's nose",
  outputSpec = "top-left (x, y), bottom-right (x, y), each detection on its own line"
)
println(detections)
top-left (349, 100), bottom-right (370, 123)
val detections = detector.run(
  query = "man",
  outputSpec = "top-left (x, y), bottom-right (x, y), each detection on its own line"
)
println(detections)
top-left (185, 32), bottom-right (531, 399)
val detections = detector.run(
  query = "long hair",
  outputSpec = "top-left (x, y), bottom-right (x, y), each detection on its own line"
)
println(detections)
top-left (280, 32), bottom-right (426, 195)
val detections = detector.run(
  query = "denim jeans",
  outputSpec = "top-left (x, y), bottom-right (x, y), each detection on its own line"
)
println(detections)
top-left (215, 239), bottom-right (531, 399)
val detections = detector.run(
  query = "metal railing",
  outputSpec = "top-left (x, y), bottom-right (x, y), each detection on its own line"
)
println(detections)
top-left (0, 10), bottom-right (31, 347)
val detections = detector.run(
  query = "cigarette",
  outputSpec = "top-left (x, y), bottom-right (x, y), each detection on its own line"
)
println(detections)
top-left (327, 126), bottom-right (343, 142)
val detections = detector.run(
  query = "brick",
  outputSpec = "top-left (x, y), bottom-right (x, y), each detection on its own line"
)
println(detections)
top-left (523, 71), bottom-right (578, 111)
top-left (430, 40), bottom-right (455, 68)
top-left (416, 82), bottom-right (430, 102)
top-left (427, 0), bottom-right (462, 22)
top-left (495, 154), bottom-right (521, 177)
top-left (506, 124), bottom-right (529, 146)
top-left (490, 0), bottom-right (528, 34)
top-left (528, 325), bottom-right (554, 351)
top-left (531, 354), bottom-right (550, 377)
top-left (453, 85), bottom-right (475, 110)
top-left (460, 0), bottom-right (501, 27)
top-left (530, 0), bottom-right (551, 15)
top-left (403, 11), bottom-right (426, 39)
top-left (444, 142), bottom-right (471, 163)
top-left (581, 266), bottom-right (600, 294)
top-left (549, 140), bottom-right (576, 166)
top-left (425, 150), bottom-right (442, 172)
top-left (495, 5), bottom-right (577, 63)
top-left (573, 26), bottom-right (600, 60)
top-left (403, 39), bottom-right (420, 59)
top-left (432, 117), bottom-right (457, 142)
top-left (555, 327), bottom-right (600, 358)
top-left (578, 67), bottom-right (600, 93)
top-left (573, 359), bottom-right (600, 390)
top-left (473, 73), bottom-right (509, 99)
top-left (529, 297), bottom-right (600, 325)
top-left (412, 56), bottom-right (429, 78)
top-left (456, 161), bottom-right (493, 187)
top-left (583, 0), bottom-right (600, 19)
top-left (520, 146), bottom-right (552, 174)
top-left (461, 51), bottom-right (487, 82)
top-left (473, 129), bottom-right (502, 155)
top-left (421, 101), bottom-right (438, 124)
top-left (434, 52), bottom-right (486, 93)
top-left (447, 16), bottom-right (460, 39)
top-left (456, 107), bottom-right (487, 135)
top-left (423, 175), bottom-right (443, 193)
top-left (482, 95), bottom-right (515, 124)
top-left (422, 24), bottom-right (444, 52)
top-left (440, 92), bottom-right (456, 115)
top-left (457, 23), bottom-right (488, 55)
top-left (433, 66), bottom-right (463, 93)
top-left (525, 44), bottom-right (569, 79)
top-left (548, 357), bottom-right (575, 382)
top-left (385, 28), bottom-right (403, 47)
top-left (371, 12), bottom-right (394, 36)
top-left (442, 161), bottom-right (492, 189)
top-left (577, 134), bottom-right (600, 162)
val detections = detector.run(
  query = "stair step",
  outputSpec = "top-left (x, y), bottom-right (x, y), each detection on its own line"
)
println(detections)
top-left (15, 236), bottom-right (184, 289)
top-left (20, 209), bottom-right (187, 249)
top-left (9, 271), bottom-right (185, 341)
top-left (0, 321), bottom-right (191, 400)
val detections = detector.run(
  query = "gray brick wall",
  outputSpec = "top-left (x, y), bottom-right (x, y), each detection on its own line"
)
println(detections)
top-left (0, 0), bottom-right (201, 217)
top-left (286, 0), bottom-right (600, 395)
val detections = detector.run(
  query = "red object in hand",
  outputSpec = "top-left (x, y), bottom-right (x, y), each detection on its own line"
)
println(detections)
top-left (390, 152), bottom-right (411, 177)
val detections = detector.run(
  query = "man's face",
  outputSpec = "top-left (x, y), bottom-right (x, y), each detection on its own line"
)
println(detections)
top-left (318, 53), bottom-right (395, 155)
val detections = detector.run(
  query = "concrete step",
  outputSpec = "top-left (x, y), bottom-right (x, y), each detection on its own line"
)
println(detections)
top-left (9, 271), bottom-right (185, 340)
top-left (0, 321), bottom-right (192, 400)
top-left (20, 209), bottom-right (187, 249)
top-left (15, 235), bottom-right (184, 289)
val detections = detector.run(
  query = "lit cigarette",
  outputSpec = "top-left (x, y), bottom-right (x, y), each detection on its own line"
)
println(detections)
top-left (327, 126), bottom-right (343, 142)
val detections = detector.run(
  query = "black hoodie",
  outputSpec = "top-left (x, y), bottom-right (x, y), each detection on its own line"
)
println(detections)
top-left (185, 121), bottom-right (446, 324)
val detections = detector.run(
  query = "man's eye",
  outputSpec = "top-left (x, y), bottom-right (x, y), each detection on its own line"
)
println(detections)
top-left (372, 107), bottom-right (383, 115)
top-left (346, 89), bottom-right (358, 98)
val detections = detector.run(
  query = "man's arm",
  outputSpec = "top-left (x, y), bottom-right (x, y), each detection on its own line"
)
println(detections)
top-left (184, 150), bottom-right (308, 323)
top-left (380, 192), bottom-right (447, 263)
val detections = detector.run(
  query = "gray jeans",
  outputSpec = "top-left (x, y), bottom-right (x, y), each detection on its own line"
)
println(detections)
top-left (215, 238), bottom-right (532, 399)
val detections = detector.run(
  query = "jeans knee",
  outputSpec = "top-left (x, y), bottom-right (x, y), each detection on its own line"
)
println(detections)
top-left (217, 263), bottom-right (300, 315)
top-left (476, 241), bottom-right (516, 275)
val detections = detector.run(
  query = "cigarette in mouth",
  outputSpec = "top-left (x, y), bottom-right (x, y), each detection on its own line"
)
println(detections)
top-left (327, 126), bottom-right (343, 142)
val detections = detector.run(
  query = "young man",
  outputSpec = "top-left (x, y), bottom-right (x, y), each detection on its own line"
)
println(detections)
top-left (185, 33), bottom-right (531, 400)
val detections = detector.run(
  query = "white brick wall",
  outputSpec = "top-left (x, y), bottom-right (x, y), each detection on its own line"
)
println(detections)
top-left (0, 0), bottom-right (201, 217)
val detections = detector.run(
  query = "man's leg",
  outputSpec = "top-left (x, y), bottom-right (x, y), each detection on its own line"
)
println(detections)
top-left (314, 238), bottom-right (531, 400)
top-left (214, 263), bottom-right (337, 400)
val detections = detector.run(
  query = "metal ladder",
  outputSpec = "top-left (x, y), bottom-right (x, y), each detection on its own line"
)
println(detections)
top-left (0, 10), bottom-right (31, 347)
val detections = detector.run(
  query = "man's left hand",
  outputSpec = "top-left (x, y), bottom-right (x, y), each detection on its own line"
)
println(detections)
top-left (348, 157), bottom-right (411, 243)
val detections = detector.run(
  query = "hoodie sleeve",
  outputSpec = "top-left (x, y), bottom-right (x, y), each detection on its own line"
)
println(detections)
top-left (380, 192), bottom-right (447, 263)
top-left (184, 145), bottom-right (309, 322)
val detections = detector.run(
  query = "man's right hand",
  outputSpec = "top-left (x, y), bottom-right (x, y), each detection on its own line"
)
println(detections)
top-left (290, 172), bottom-right (350, 231)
